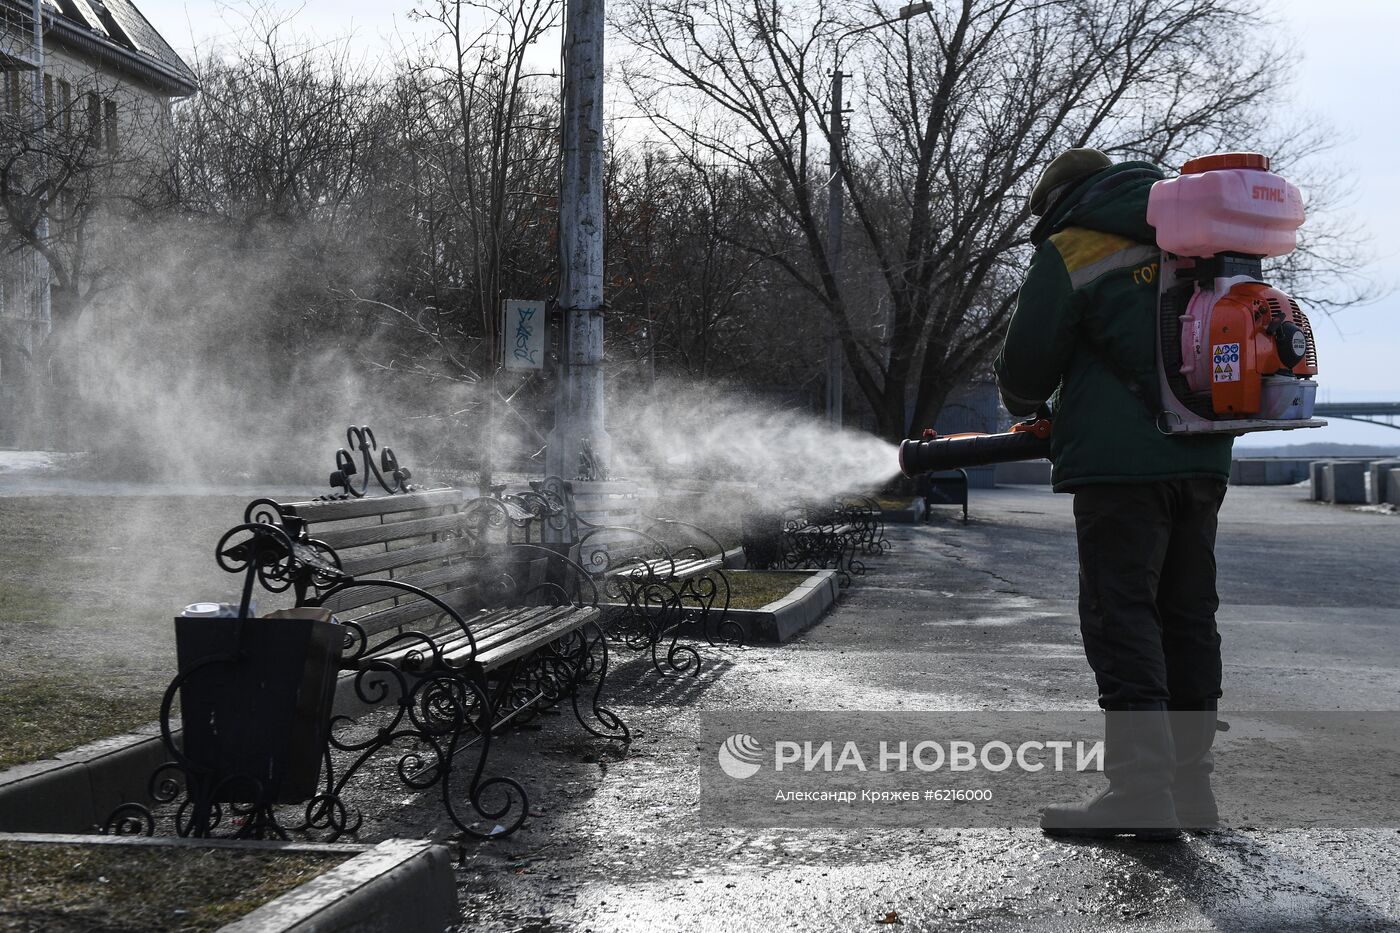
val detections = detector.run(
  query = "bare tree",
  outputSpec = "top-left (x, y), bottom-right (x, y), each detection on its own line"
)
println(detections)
top-left (616, 0), bottom-right (1307, 439)
top-left (398, 0), bottom-right (562, 379)
top-left (605, 145), bottom-right (810, 387)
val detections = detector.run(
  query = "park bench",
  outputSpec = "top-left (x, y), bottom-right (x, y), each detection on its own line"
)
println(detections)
top-left (533, 476), bottom-right (743, 674)
top-left (833, 493), bottom-right (889, 557)
top-left (107, 429), bottom-right (627, 843)
top-left (739, 494), bottom-right (886, 588)
top-left (784, 495), bottom-right (888, 587)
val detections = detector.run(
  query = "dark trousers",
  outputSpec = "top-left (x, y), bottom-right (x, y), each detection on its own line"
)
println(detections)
top-left (1072, 479), bottom-right (1227, 710)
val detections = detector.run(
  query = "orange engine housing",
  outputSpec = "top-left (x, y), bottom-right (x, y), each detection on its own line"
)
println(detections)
top-left (1207, 282), bottom-right (1317, 416)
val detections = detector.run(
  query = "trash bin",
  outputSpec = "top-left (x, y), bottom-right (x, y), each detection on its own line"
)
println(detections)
top-left (175, 607), bottom-right (341, 805)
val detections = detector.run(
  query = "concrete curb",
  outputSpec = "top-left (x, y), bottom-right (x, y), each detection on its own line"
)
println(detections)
top-left (725, 570), bottom-right (840, 643)
top-left (223, 837), bottom-right (456, 933)
top-left (882, 500), bottom-right (927, 524)
top-left (0, 832), bottom-right (456, 933)
top-left (588, 569), bottom-right (840, 644)
top-left (0, 684), bottom-right (413, 830)
top-left (0, 724), bottom-right (173, 834)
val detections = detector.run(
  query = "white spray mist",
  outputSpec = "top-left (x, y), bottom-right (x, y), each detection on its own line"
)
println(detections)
top-left (608, 381), bottom-right (901, 514)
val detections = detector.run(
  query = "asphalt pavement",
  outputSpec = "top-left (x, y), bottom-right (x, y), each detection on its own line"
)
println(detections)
top-left (374, 484), bottom-right (1400, 932)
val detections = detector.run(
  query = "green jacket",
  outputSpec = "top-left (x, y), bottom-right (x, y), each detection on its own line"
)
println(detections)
top-left (994, 161), bottom-right (1233, 492)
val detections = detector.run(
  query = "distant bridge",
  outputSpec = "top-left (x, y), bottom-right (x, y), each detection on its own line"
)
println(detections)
top-left (1312, 402), bottom-right (1400, 431)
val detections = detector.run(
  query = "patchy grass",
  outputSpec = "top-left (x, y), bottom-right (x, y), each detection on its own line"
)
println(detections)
top-left (875, 496), bottom-right (917, 512)
top-left (0, 840), bottom-right (348, 932)
top-left (0, 678), bottom-right (150, 771)
top-left (0, 495), bottom-right (297, 769)
top-left (726, 571), bottom-right (816, 610)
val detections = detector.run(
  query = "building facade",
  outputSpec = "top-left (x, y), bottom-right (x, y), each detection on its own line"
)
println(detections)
top-left (0, 0), bottom-right (194, 445)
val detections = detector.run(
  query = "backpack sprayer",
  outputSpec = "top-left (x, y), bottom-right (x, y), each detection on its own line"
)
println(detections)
top-left (899, 151), bottom-right (1324, 478)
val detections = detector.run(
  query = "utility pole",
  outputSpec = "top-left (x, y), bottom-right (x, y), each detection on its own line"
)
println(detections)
top-left (825, 1), bottom-right (931, 430)
top-left (547, 0), bottom-right (609, 482)
top-left (30, 0), bottom-right (50, 348)
top-left (825, 68), bottom-right (846, 430)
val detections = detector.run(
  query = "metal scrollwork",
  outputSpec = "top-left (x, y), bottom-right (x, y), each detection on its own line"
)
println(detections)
top-left (326, 426), bottom-right (417, 499)
top-left (744, 499), bottom-right (879, 589)
top-left (837, 494), bottom-right (890, 556)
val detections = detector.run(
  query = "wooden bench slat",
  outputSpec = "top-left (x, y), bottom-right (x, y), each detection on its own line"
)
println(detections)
top-left (337, 538), bottom-right (474, 577)
top-left (280, 488), bottom-right (464, 522)
top-left (365, 605), bottom-right (566, 668)
top-left (349, 584), bottom-right (479, 637)
top-left (793, 523), bottom-right (856, 535)
top-left (393, 606), bottom-right (565, 662)
top-left (472, 609), bottom-right (599, 670)
top-left (575, 507), bottom-right (639, 520)
top-left (315, 513), bottom-right (467, 550)
top-left (320, 564), bottom-right (470, 614)
top-left (364, 605), bottom-right (592, 672)
top-left (614, 556), bottom-right (721, 580)
top-left (671, 557), bottom-right (722, 572)
top-left (452, 606), bottom-right (578, 659)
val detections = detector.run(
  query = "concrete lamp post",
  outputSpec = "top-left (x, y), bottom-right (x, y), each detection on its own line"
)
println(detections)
top-left (548, 0), bottom-right (609, 484)
top-left (826, 1), bottom-right (932, 428)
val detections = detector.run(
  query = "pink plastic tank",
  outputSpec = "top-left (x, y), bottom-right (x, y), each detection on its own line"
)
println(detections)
top-left (1146, 152), bottom-right (1305, 259)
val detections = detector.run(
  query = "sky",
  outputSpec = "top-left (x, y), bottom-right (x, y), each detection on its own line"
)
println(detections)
top-left (133, 0), bottom-right (1400, 447)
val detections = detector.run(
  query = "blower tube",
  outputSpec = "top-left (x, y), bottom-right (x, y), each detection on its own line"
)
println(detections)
top-left (898, 419), bottom-right (1053, 477)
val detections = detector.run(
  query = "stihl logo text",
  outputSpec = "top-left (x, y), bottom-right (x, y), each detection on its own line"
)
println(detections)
top-left (1251, 185), bottom-right (1285, 203)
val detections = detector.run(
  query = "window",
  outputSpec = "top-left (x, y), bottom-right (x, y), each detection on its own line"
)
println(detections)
top-left (87, 91), bottom-right (100, 147)
top-left (43, 74), bottom-right (52, 121)
top-left (4, 71), bottom-right (20, 116)
top-left (58, 79), bottom-right (71, 132)
top-left (104, 98), bottom-right (117, 150)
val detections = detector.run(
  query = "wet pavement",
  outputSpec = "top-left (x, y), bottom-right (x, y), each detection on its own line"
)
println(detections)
top-left (367, 484), bottom-right (1400, 931)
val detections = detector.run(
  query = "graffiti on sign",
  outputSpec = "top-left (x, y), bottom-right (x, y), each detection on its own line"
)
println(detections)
top-left (502, 299), bottom-right (546, 370)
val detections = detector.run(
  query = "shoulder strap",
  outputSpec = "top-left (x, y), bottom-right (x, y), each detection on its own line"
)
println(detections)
top-left (1076, 326), bottom-right (1163, 421)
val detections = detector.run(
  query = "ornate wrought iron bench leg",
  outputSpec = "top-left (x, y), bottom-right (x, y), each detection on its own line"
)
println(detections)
top-left (684, 571), bottom-right (742, 646)
top-left (416, 669), bottom-right (528, 840)
top-left (609, 577), bottom-right (662, 651)
top-left (646, 582), bottom-right (700, 675)
top-left (569, 619), bottom-right (631, 743)
top-left (834, 533), bottom-right (855, 587)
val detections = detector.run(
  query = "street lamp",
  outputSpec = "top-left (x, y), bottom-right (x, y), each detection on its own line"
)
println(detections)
top-left (825, 1), bottom-right (932, 429)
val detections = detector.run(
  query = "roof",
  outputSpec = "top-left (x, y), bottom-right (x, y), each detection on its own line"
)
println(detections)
top-left (5, 0), bottom-right (198, 96)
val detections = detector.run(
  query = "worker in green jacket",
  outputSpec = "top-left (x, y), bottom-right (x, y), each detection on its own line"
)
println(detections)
top-left (994, 148), bottom-right (1232, 839)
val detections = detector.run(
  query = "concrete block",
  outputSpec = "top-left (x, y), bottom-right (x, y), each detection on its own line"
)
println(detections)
top-left (995, 461), bottom-right (1052, 485)
top-left (882, 499), bottom-right (927, 524)
top-left (964, 465), bottom-right (997, 489)
top-left (1233, 458), bottom-right (1312, 486)
top-left (225, 838), bottom-right (458, 933)
top-left (1270, 459), bottom-right (1311, 484)
top-left (0, 727), bottom-right (184, 834)
top-left (731, 570), bottom-right (840, 644)
top-left (1367, 459), bottom-right (1400, 504)
top-left (0, 834), bottom-right (456, 933)
top-left (1323, 461), bottom-right (1367, 504)
top-left (1309, 460), bottom-right (1332, 501)
top-left (1237, 460), bottom-right (1268, 485)
top-left (0, 759), bottom-right (95, 833)
top-left (1388, 468), bottom-right (1400, 507)
top-left (72, 734), bottom-right (176, 825)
